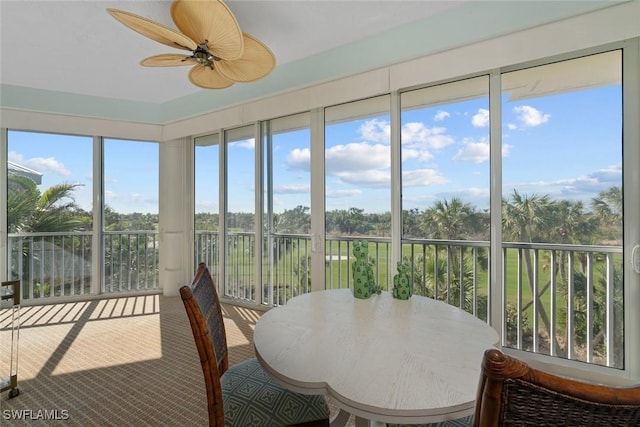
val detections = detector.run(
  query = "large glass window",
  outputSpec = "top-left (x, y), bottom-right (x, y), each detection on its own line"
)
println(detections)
top-left (400, 76), bottom-right (490, 318)
top-left (194, 133), bottom-right (220, 274)
top-left (262, 113), bottom-right (312, 305)
top-left (224, 126), bottom-right (256, 300)
top-left (324, 95), bottom-right (391, 290)
top-left (6, 133), bottom-right (160, 299)
top-left (103, 138), bottom-right (159, 293)
top-left (7, 131), bottom-right (93, 298)
top-left (501, 51), bottom-right (623, 368)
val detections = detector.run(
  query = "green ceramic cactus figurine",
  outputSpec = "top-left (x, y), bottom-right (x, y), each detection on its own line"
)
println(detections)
top-left (352, 240), bottom-right (380, 298)
top-left (392, 260), bottom-right (412, 300)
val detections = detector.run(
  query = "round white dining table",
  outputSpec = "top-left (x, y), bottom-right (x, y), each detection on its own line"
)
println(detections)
top-left (253, 288), bottom-right (499, 427)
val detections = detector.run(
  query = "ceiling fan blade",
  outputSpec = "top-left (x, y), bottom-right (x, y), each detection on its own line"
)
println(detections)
top-left (107, 8), bottom-right (197, 51)
top-left (189, 65), bottom-right (235, 89)
top-left (216, 34), bottom-right (276, 83)
top-left (141, 54), bottom-right (193, 67)
top-left (171, 0), bottom-right (243, 61)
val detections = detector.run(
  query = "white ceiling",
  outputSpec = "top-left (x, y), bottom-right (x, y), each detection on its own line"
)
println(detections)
top-left (0, 0), bottom-right (466, 103)
top-left (0, 1), bottom-right (627, 114)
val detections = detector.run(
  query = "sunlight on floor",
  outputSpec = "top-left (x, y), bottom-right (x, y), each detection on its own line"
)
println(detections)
top-left (1, 295), bottom-right (165, 379)
top-left (53, 315), bottom-right (163, 374)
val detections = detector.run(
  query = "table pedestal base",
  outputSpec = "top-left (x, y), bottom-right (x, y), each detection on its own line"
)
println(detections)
top-left (330, 409), bottom-right (351, 427)
top-left (330, 409), bottom-right (385, 427)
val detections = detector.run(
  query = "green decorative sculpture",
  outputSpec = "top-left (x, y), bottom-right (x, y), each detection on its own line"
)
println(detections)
top-left (392, 260), bottom-right (412, 300)
top-left (352, 240), bottom-right (380, 299)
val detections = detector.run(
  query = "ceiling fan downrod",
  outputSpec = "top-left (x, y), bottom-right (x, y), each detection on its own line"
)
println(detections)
top-left (189, 42), bottom-right (220, 69)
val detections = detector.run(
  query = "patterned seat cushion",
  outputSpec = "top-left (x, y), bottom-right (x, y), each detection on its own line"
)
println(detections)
top-left (221, 357), bottom-right (330, 427)
top-left (388, 415), bottom-right (473, 427)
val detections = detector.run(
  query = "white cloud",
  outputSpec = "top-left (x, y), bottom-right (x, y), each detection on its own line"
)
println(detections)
top-left (8, 151), bottom-right (71, 177)
top-left (434, 110), bottom-right (450, 121)
top-left (357, 120), bottom-right (455, 153)
top-left (325, 143), bottom-right (389, 174)
top-left (507, 123), bottom-right (518, 130)
top-left (229, 139), bottom-right (255, 149)
top-left (402, 147), bottom-right (433, 162)
top-left (274, 184), bottom-right (310, 194)
top-left (336, 169), bottom-right (390, 187)
top-left (513, 105), bottom-right (550, 127)
top-left (589, 164), bottom-right (622, 183)
top-left (359, 119), bottom-right (390, 143)
top-left (401, 169), bottom-right (449, 187)
top-left (402, 122), bottom-right (454, 149)
top-left (506, 164), bottom-right (621, 200)
top-left (452, 138), bottom-right (513, 163)
top-left (286, 148), bottom-right (311, 171)
top-left (287, 143), bottom-right (391, 188)
top-left (472, 108), bottom-right (489, 128)
top-left (453, 141), bottom-right (490, 163)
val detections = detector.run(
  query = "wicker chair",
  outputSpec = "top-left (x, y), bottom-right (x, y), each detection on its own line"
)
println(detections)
top-left (180, 262), bottom-right (330, 427)
top-left (389, 348), bottom-right (640, 427)
top-left (473, 348), bottom-right (640, 426)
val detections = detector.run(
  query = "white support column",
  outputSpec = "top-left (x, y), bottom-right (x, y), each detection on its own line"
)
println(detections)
top-left (158, 137), bottom-right (193, 296)
top-left (390, 92), bottom-right (402, 277)
top-left (0, 128), bottom-right (7, 282)
top-left (489, 70), bottom-right (504, 339)
top-left (92, 136), bottom-right (103, 295)
top-left (218, 132), bottom-right (227, 297)
top-left (623, 37), bottom-right (640, 380)
top-left (254, 122), bottom-right (264, 305)
top-left (310, 108), bottom-right (326, 292)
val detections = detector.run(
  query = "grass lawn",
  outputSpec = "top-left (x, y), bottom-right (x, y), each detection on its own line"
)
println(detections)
top-left (228, 236), bottom-right (620, 337)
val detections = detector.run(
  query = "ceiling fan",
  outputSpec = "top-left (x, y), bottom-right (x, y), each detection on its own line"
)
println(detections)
top-left (106, 0), bottom-right (275, 89)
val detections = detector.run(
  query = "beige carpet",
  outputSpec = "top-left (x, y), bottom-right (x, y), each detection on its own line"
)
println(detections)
top-left (0, 295), bottom-right (324, 426)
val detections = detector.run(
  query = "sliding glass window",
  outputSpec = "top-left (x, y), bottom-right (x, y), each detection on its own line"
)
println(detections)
top-left (7, 131), bottom-right (93, 299)
top-left (194, 133), bottom-right (220, 276)
top-left (324, 95), bottom-right (391, 290)
top-left (501, 51), bottom-right (623, 368)
top-left (262, 113), bottom-right (312, 305)
top-left (400, 76), bottom-right (490, 319)
top-left (103, 138), bottom-right (159, 293)
top-left (224, 125), bottom-right (256, 301)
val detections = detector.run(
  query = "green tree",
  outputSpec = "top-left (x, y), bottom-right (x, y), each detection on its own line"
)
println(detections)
top-left (590, 186), bottom-right (622, 242)
top-left (420, 197), bottom-right (480, 240)
top-left (502, 190), bottom-right (558, 352)
top-left (402, 208), bottom-right (421, 237)
top-left (274, 205), bottom-right (310, 234)
top-left (8, 175), bottom-right (88, 297)
top-left (8, 175), bottom-right (85, 232)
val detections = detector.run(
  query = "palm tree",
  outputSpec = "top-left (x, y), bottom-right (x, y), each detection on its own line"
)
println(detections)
top-left (502, 190), bottom-right (550, 243)
top-left (8, 175), bottom-right (85, 232)
top-left (420, 197), bottom-right (483, 282)
top-left (410, 249), bottom-right (488, 320)
top-left (8, 174), bottom-right (86, 297)
top-left (502, 190), bottom-right (559, 353)
top-left (420, 197), bottom-right (478, 240)
top-left (590, 186), bottom-right (622, 242)
top-left (411, 198), bottom-right (488, 318)
top-left (402, 208), bottom-right (421, 238)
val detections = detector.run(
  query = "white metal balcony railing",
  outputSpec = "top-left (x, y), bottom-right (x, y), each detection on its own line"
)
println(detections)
top-left (7, 231), bottom-right (159, 299)
top-left (6, 231), bottom-right (623, 369)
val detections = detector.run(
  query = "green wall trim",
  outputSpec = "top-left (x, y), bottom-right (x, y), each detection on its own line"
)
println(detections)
top-left (0, 84), bottom-right (164, 123)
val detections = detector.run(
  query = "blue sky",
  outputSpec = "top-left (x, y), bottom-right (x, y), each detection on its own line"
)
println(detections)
top-left (8, 133), bottom-right (159, 214)
top-left (8, 84), bottom-right (621, 216)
